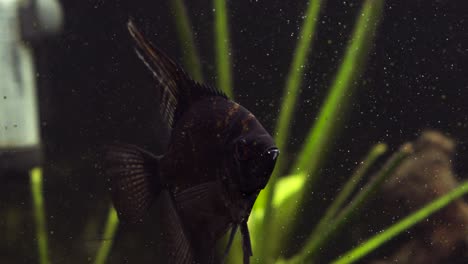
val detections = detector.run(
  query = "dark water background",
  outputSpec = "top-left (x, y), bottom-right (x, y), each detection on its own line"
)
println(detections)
top-left (2, 0), bottom-right (468, 263)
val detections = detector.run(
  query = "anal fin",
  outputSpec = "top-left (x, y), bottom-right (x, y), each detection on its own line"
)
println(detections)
top-left (160, 190), bottom-right (195, 264)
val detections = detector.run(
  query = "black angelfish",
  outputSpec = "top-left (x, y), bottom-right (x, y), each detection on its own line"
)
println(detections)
top-left (105, 20), bottom-right (279, 264)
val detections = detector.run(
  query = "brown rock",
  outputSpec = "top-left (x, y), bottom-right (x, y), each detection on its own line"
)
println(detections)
top-left (371, 130), bottom-right (468, 264)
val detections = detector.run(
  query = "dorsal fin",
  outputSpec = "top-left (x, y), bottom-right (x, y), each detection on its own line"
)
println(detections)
top-left (127, 20), bottom-right (228, 129)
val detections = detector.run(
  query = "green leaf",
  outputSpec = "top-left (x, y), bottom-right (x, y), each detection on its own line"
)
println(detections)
top-left (278, 0), bottom-right (385, 256)
top-left (93, 206), bottom-right (119, 264)
top-left (213, 0), bottom-right (233, 98)
top-left (30, 167), bottom-right (50, 264)
top-left (288, 143), bottom-right (411, 263)
top-left (171, 0), bottom-right (204, 82)
top-left (257, 0), bottom-right (323, 259)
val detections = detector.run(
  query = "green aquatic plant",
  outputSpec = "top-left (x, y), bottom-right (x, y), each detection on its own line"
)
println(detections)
top-left (213, 0), bottom-right (233, 98)
top-left (331, 180), bottom-right (468, 264)
top-left (30, 167), bottom-right (50, 264)
top-left (256, 0), bottom-right (386, 261)
top-left (287, 144), bottom-right (412, 263)
top-left (307, 143), bottom-right (388, 246)
top-left (93, 207), bottom-right (118, 264)
top-left (171, 0), bottom-right (204, 82)
top-left (257, 1), bottom-right (322, 259)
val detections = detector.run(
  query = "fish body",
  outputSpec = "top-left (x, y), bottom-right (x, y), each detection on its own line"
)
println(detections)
top-left (105, 21), bottom-right (279, 264)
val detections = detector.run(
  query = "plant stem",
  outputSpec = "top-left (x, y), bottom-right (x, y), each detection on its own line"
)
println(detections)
top-left (171, 0), bottom-right (204, 82)
top-left (288, 143), bottom-right (412, 264)
top-left (30, 167), bottom-right (50, 264)
top-left (256, 0), bottom-right (323, 260)
top-left (272, 0), bottom-right (323, 167)
top-left (93, 206), bottom-right (119, 264)
top-left (292, 0), bottom-right (385, 190)
top-left (213, 0), bottom-right (233, 98)
top-left (322, 143), bottom-right (387, 222)
top-left (303, 143), bottom-right (387, 257)
top-left (331, 180), bottom-right (468, 264)
top-left (279, 0), bottom-right (385, 256)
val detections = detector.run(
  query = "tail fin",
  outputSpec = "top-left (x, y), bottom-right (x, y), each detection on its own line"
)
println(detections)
top-left (105, 144), bottom-right (161, 224)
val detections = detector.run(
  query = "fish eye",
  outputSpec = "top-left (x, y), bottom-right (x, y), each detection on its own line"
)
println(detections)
top-left (264, 148), bottom-right (279, 161)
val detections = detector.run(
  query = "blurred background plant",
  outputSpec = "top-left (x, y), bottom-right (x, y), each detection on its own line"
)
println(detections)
top-left (2, 0), bottom-right (468, 264)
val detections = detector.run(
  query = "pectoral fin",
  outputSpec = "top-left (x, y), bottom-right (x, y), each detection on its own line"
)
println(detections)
top-left (173, 181), bottom-right (219, 210)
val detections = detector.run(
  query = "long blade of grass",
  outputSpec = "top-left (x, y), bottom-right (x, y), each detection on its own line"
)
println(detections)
top-left (213, 0), bottom-right (233, 97)
top-left (171, 0), bottom-right (204, 82)
top-left (93, 206), bottom-right (119, 264)
top-left (304, 143), bottom-right (387, 255)
top-left (279, 0), bottom-right (385, 255)
top-left (30, 167), bottom-right (50, 264)
top-left (331, 180), bottom-right (468, 264)
top-left (255, 0), bottom-right (323, 259)
top-left (291, 0), bottom-right (384, 177)
top-left (288, 143), bottom-right (412, 264)
top-left (270, 0), bottom-right (323, 170)
top-left (319, 143), bottom-right (387, 221)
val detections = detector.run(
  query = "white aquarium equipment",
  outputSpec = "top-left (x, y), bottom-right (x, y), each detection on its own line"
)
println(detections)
top-left (0, 0), bottom-right (62, 171)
